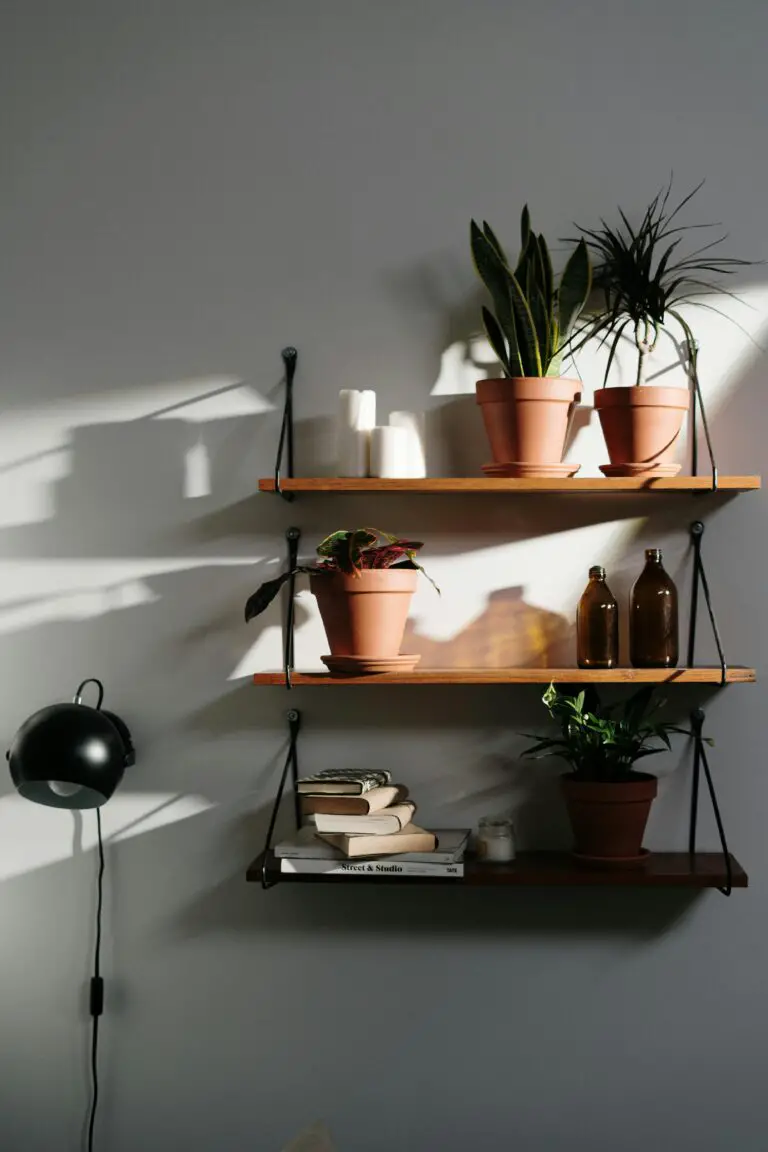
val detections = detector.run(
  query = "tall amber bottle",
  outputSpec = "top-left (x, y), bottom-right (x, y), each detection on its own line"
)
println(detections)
top-left (577, 566), bottom-right (619, 669)
top-left (630, 548), bottom-right (679, 668)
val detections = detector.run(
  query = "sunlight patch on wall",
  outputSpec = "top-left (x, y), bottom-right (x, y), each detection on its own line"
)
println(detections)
top-left (0, 791), bottom-right (214, 882)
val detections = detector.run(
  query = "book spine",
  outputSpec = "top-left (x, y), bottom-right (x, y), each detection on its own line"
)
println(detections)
top-left (280, 858), bottom-right (464, 877)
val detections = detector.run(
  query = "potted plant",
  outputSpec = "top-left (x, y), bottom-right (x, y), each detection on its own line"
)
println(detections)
top-left (470, 207), bottom-right (592, 477)
top-left (521, 683), bottom-right (699, 866)
top-left (244, 528), bottom-right (437, 673)
top-left (571, 180), bottom-right (752, 476)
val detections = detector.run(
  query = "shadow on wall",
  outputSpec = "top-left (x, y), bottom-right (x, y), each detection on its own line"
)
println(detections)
top-left (405, 585), bottom-right (573, 669)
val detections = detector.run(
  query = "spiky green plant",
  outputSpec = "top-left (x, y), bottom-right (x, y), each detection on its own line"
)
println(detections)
top-left (569, 179), bottom-right (754, 388)
top-left (521, 683), bottom-right (703, 783)
top-left (470, 207), bottom-right (592, 379)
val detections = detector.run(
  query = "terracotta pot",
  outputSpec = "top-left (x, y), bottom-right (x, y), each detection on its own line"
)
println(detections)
top-left (595, 386), bottom-right (689, 473)
top-left (561, 772), bottom-right (658, 866)
top-left (476, 377), bottom-right (581, 467)
top-left (310, 569), bottom-right (418, 658)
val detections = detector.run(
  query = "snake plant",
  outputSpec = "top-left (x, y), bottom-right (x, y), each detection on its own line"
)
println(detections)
top-left (470, 207), bottom-right (592, 378)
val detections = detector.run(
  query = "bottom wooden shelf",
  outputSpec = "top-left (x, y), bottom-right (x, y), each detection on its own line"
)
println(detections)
top-left (249, 851), bottom-right (747, 889)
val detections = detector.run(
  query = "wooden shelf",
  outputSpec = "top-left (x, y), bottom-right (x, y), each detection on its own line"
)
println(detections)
top-left (252, 666), bottom-right (755, 686)
top-left (251, 850), bottom-right (747, 889)
top-left (258, 476), bottom-right (761, 494)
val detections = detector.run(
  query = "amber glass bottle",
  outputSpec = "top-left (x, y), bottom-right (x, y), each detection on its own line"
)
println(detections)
top-left (577, 566), bottom-right (619, 669)
top-left (630, 549), bottom-right (679, 668)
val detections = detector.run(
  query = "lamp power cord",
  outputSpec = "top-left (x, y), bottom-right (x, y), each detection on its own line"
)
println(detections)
top-left (87, 808), bottom-right (105, 1152)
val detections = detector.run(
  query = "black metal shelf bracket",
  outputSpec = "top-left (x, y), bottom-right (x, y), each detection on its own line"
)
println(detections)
top-left (688, 339), bottom-right (719, 491)
top-left (274, 346), bottom-right (298, 501)
top-left (283, 527), bottom-right (301, 690)
top-left (261, 709), bottom-right (302, 890)
top-left (688, 708), bottom-right (733, 897)
top-left (687, 520), bottom-right (727, 686)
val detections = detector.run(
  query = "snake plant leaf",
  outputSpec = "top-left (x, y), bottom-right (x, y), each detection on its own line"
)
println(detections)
top-left (470, 220), bottom-right (517, 335)
top-left (538, 233), bottom-right (554, 307)
top-left (528, 284), bottom-right (551, 375)
top-left (482, 221), bottom-right (509, 265)
top-left (481, 306), bottom-right (513, 375)
top-left (507, 270), bottom-right (542, 376)
top-left (558, 239), bottom-right (592, 344)
top-left (520, 204), bottom-right (531, 253)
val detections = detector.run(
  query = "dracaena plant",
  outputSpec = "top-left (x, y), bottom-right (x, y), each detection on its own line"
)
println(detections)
top-left (568, 179), bottom-right (755, 388)
top-left (470, 206), bottom-right (592, 379)
top-left (244, 528), bottom-right (437, 622)
top-left (520, 683), bottom-right (703, 784)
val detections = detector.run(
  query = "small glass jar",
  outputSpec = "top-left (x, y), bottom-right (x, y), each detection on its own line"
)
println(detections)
top-left (476, 817), bottom-right (516, 863)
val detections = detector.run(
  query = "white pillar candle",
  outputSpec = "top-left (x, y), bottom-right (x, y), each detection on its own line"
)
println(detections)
top-left (369, 425), bottom-right (410, 478)
top-left (389, 411), bottom-right (427, 478)
top-left (337, 429), bottom-right (370, 477)
top-left (337, 389), bottom-right (377, 477)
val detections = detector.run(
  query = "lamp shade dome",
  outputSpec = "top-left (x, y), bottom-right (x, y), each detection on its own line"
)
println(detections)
top-left (8, 702), bottom-right (131, 809)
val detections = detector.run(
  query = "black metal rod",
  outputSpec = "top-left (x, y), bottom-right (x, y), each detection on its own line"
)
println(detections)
top-left (274, 346), bottom-right (298, 502)
top-left (283, 527), bottom-right (300, 690)
top-left (687, 521), bottom-right (703, 667)
top-left (688, 709), bottom-right (703, 854)
top-left (688, 341), bottom-right (718, 490)
top-left (689, 521), bottom-right (727, 684)
top-left (261, 709), bottom-right (301, 890)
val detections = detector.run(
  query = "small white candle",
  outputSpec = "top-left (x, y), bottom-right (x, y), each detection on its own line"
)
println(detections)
top-left (337, 390), bottom-right (377, 477)
top-left (370, 426), bottom-right (410, 478)
top-left (389, 411), bottom-right (427, 478)
top-left (337, 429), bottom-right (369, 478)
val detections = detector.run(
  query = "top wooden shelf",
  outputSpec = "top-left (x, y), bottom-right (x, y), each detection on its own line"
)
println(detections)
top-left (258, 476), bottom-right (761, 494)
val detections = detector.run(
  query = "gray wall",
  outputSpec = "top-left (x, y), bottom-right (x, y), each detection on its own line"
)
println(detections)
top-left (1, 1), bottom-right (767, 1149)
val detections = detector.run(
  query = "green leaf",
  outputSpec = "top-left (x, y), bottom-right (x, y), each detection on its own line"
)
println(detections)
top-left (482, 221), bottom-right (509, 265)
top-left (520, 204), bottom-right (531, 253)
top-left (557, 240), bottom-right (592, 347)
top-left (481, 306), bottom-right (513, 375)
top-left (507, 270), bottom-right (542, 375)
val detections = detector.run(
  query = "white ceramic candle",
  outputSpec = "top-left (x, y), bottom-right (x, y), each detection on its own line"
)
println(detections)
top-left (389, 411), bottom-right (427, 478)
top-left (369, 425), bottom-right (410, 478)
top-left (337, 389), bottom-right (377, 477)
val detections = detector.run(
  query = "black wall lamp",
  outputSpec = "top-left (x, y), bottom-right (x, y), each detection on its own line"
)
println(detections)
top-left (7, 677), bottom-right (134, 809)
top-left (6, 677), bottom-right (134, 1152)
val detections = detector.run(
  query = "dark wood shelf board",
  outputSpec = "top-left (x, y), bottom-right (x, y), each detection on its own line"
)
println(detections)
top-left (250, 851), bottom-right (747, 888)
top-left (258, 476), bottom-right (761, 494)
top-left (252, 666), bottom-right (755, 686)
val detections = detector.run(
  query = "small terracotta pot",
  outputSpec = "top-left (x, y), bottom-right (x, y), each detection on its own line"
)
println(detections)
top-left (561, 773), bottom-right (658, 866)
top-left (310, 569), bottom-right (418, 658)
top-left (476, 377), bottom-right (581, 467)
top-left (595, 386), bottom-right (689, 473)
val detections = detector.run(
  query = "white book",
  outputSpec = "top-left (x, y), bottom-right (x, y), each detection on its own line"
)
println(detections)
top-left (280, 857), bottom-right (464, 878)
top-left (274, 827), bottom-right (469, 864)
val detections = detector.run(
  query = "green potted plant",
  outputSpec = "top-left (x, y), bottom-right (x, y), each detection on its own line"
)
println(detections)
top-left (570, 180), bottom-right (752, 476)
top-left (244, 529), bottom-right (437, 673)
top-left (521, 683), bottom-right (699, 865)
top-left (470, 207), bottom-right (592, 477)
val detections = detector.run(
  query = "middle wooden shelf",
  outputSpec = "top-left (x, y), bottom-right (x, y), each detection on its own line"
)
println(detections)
top-left (252, 666), bottom-right (755, 686)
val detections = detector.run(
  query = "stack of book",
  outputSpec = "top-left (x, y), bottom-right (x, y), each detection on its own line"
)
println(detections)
top-left (273, 769), bottom-right (469, 878)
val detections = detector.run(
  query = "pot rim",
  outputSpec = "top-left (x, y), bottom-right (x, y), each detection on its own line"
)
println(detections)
top-left (561, 770), bottom-right (657, 785)
top-left (309, 567), bottom-right (419, 591)
top-left (594, 385), bottom-right (690, 410)
top-left (476, 376), bottom-right (582, 403)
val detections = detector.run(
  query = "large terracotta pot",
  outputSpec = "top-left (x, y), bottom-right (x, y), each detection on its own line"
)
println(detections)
top-left (595, 386), bottom-right (689, 474)
top-left (476, 377), bottom-right (581, 467)
top-left (561, 772), bottom-right (658, 866)
top-left (310, 569), bottom-right (417, 657)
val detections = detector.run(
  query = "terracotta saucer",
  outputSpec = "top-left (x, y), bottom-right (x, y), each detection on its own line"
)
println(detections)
top-left (482, 462), bottom-right (581, 478)
top-left (322, 654), bottom-right (422, 676)
top-left (599, 463), bottom-right (681, 477)
top-left (573, 848), bottom-right (651, 870)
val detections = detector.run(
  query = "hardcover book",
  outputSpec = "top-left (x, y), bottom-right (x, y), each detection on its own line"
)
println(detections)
top-left (295, 769), bottom-right (392, 796)
top-left (317, 823), bottom-right (436, 858)
top-left (313, 802), bottom-right (415, 836)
